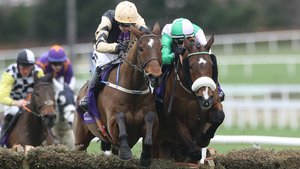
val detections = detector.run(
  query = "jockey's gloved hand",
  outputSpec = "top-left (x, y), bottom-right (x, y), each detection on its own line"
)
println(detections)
top-left (115, 42), bottom-right (128, 53)
top-left (173, 53), bottom-right (179, 61)
top-left (175, 46), bottom-right (186, 56)
top-left (12, 99), bottom-right (27, 107)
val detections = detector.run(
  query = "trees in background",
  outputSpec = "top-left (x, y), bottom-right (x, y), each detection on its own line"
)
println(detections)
top-left (0, 0), bottom-right (299, 46)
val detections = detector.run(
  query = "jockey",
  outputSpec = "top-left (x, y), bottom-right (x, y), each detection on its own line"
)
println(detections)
top-left (161, 18), bottom-right (225, 102)
top-left (36, 45), bottom-right (76, 91)
top-left (0, 49), bottom-right (44, 138)
top-left (77, 1), bottom-right (149, 114)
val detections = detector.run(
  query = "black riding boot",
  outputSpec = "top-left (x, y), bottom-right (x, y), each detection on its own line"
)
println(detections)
top-left (210, 54), bottom-right (225, 102)
top-left (0, 114), bottom-right (14, 138)
top-left (77, 67), bottom-right (102, 114)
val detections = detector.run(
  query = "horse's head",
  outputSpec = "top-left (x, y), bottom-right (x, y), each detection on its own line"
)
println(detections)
top-left (53, 79), bottom-right (76, 123)
top-left (31, 73), bottom-right (57, 127)
top-left (181, 35), bottom-right (217, 110)
top-left (128, 23), bottom-right (162, 88)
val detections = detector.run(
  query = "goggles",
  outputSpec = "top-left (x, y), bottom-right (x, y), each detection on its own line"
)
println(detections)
top-left (50, 62), bottom-right (63, 67)
top-left (174, 38), bottom-right (184, 45)
top-left (118, 22), bottom-right (132, 27)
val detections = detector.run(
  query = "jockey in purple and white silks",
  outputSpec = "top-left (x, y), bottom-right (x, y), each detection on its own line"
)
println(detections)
top-left (36, 45), bottom-right (76, 91)
top-left (161, 18), bottom-right (225, 102)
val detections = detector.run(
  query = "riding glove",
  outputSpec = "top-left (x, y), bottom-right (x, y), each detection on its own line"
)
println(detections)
top-left (175, 46), bottom-right (186, 56)
top-left (12, 99), bottom-right (27, 107)
top-left (115, 42), bottom-right (128, 53)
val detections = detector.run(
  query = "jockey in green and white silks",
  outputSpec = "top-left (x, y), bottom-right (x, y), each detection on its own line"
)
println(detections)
top-left (161, 18), bottom-right (225, 101)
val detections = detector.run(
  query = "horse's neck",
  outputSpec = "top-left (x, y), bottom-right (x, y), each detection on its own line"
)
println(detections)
top-left (119, 41), bottom-right (147, 89)
top-left (172, 63), bottom-right (195, 98)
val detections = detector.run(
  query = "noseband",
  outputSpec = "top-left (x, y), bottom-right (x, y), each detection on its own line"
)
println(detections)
top-left (27, 82), bottom-right (55, 118)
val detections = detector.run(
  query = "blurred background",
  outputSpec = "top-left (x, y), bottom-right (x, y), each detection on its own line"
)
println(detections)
top-left (0, 0), bottom-right (300, 153)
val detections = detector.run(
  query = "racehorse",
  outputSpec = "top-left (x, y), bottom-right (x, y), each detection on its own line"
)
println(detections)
top-left (52, 79), bottom-right (76, 148)
top-left (153, 35), bottom-right (225, 162)
top-left (73, 23), bottom-right (162, 167)
top-left (4, 73), bottom-right (57, 148)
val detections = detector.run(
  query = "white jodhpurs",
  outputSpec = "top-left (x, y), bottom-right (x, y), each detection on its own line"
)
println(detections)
top-left (93, 50), bottom-right (120, 68)
top-left (3, 105), bottom-right (20, 116)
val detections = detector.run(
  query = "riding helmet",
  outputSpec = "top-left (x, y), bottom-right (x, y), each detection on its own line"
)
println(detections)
top-left (171, 18), bottom-right (195, 39)
top-left (16, 49), bottom-right (35, 66)
top-left (114, 1), bottom-right (139, 24)
top-left (48, 45), bottom-right (67, 62)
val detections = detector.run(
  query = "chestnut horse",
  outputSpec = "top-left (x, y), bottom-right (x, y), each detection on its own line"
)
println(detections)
top-left (153, 35), bottom-right (225, 162)
top-left (73, 23), bottom-right (162, 167)
top-left (3, 73), bottom-right (57, 148)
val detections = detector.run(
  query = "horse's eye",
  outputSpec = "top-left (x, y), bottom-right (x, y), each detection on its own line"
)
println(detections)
top-left (139, 46), bottom-right (143, 52)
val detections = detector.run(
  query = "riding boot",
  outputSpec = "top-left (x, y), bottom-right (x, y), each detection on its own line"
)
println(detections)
top-left (77, 67), bottom-right (102, 114)
top-left (210, 54), bottom-right (225, 102)
top-left (0, 114), bottom-right (14, 138)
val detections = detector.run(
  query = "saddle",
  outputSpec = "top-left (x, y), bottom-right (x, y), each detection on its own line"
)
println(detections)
top-left (154, 64), bottom-right (173, 114)
top-left (80, 63), bottom-right (120, 123)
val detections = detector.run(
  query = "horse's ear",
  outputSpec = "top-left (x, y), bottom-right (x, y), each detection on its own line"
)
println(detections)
top-left (152, 22), bottom-right (161, 37)
top-left (34, 71), bottom-right (40, 83)
top-left (39, 73), bottom-right (54, 83)
top-left (130, 25), bottom-right (144, 38)
top-left (205, 34), bottom-right (214, 51)
top-left (184, 38), bottom-right (194, 52)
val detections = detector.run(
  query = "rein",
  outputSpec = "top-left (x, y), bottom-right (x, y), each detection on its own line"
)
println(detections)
top-left (23, 82), bottom-right (55, 119)
top-left (105, 34), bottom-right (161, 95)
top-left (121, 34), bottom-right (161, 75)
top-left (21, 93), bottom-right (42, 118)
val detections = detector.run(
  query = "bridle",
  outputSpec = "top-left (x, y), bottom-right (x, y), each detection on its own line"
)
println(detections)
top-left (167, 51), bottom-right (212, 114)
top-left (120, 34), bottom-right (162, 78)
top-left (175, 51), bottom-right (210, 94)
top-left (24, 82), bottom-right (55, 119)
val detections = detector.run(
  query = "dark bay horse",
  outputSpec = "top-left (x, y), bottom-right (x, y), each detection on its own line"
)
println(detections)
top-left (52, 79), bottom-right (76, 148)
top-left (74, 23), bottom-right (162, 167)
top-left (153, 35), bottom-right (225, 162)
top-left (5, 73), bottom-right (57, 148)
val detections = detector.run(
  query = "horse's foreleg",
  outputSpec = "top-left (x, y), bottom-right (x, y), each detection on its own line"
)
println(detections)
top-left (196, 109), bottom-right (225, 147)
top-left (175, 119), bottom-right (202, 161)
top-left (140, 111), bottom-right (156, 167)
top-left (45, 129), bottom-right (55, 145)
top-left (115, 112), bottom-right (132, 160)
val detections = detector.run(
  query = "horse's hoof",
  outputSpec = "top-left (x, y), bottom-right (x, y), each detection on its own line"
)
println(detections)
top-left (12, 144), bottom-right (24, 153)
top-left (118, 147), bottom-right (132, 160)
top-left (188, 150), bottom-right (202, 161)
top-left (140, 153), bottom-right (152, 167)
top-left (25, 145), bottom-right (34, 156)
